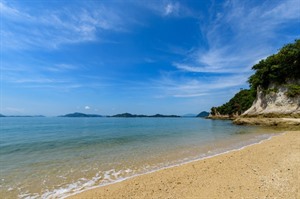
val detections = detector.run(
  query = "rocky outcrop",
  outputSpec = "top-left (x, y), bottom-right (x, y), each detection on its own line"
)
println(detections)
top-left (243, 84), bottom-right (300, 117)
top-left (207, 108), bottom-right (231, 119)
top-left (233, 117), bottom-right (300, 128)
top-left (207, 108), bottom-right (240, 120)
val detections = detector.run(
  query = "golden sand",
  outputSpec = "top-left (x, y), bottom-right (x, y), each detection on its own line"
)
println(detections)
top-left (68, 131), bottom-right (300, 199)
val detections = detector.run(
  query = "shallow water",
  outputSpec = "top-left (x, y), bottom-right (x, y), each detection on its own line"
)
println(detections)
top-left (0, 117), bottom-right (280, 198)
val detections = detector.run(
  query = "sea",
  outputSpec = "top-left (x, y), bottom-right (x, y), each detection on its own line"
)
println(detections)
top-left (0, 117), bottom-right (281, 198)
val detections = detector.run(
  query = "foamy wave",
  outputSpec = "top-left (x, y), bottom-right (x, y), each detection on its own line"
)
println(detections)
top-left (19, 168), bottom-right (136, 199)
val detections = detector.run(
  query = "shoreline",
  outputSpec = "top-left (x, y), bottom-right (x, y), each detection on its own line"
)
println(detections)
top-left (67, 131), bottom-right (299, 199)
top-left (63, 132), bottom-right (276, 198)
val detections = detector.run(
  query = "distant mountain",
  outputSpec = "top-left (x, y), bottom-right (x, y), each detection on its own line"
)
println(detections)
top-left (111, 113), bottom-right (180, 118)
top-left (182, 113), bottom-right (197, 117)
top-left (196, 111), bottom-right (210, 117)
top-left (149, 114), bottom-right (180, 118)
top-left (0, 114), bottom-right (6, 117)
top-left (111, 113), bottom-right (145, 117)
top-left (60, 112), bottom-right (102, 117)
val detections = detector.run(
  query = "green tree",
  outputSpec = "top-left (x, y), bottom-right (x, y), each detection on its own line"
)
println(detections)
top-left (249, 39), bottom-right (300, 90)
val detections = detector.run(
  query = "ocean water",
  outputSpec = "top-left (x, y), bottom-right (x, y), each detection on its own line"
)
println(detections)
top-left (0, 117), bottom-right (280, 198)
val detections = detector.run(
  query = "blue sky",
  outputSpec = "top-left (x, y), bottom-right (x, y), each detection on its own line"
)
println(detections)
top-left (1, 0), bottom-right (300, 116)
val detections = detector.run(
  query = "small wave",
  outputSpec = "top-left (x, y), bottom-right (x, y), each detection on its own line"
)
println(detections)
top-left (19, 168), bottom-right (136, 199)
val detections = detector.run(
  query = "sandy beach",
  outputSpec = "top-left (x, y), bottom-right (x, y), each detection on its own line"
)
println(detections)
top-left (68, 131), bottom-right (300, 199)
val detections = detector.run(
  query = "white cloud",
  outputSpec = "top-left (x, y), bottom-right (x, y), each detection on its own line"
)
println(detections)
top-left (164, 0), bottom-right (299, 99)
top-left (163, 0), bottom-right (300, 99)
top-left (164, 3), bottom-right (179, 16)
top-left (46, 64), bottom-right (78, 72)
top-left (152, 72), bottom-right (249, 98)
top-left (174, 0), bottom-right (300, 74)
top-left (85, 106), bottom-right (90, 110)
top-left (174, 62), bottom-right (244, 73)
top-left (262, 0), bottom-right (300, 20)
top-left (1, 1), bottom-right (127, 50)
top-left (139, 0), bottom-right (196, 18)
top-left (8, 77), bottom-right (65, 84)
top-left (2, 68), bottom-right (85, 91)
top-left (0, 2), bottom-right (20, 16)
top-left (144, 58), bottom-right (156, 63)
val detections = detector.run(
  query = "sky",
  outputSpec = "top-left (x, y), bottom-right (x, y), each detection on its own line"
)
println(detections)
top-left (1, 0), bottom-right (300, 116)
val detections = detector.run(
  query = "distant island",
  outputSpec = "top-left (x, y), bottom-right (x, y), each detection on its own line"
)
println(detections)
top-left (110, 113), bottom-right (180, 118)
top-left (0, 112), bottom-right (207, 118)
top-left (60, 112), bottom-right (103, 117)
top-left (60, 112), bottom-right (180, 118)
top-left (196, 111), bottom-right (210, 117)
top-left (0, 114), bottom-right (45, 117)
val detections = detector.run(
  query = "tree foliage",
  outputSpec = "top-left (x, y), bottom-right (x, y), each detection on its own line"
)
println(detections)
top-left (248, 39), bottom-right (300, 90)
top-left (211, 89), bottom-right (256, 116)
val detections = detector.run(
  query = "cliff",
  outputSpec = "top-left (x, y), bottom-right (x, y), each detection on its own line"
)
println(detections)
top-left (243, 84), bottom-right (300, 117)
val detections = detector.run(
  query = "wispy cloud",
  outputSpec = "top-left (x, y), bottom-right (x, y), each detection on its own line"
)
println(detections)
top-left (10, 78), bottom-right (65, 84)
top-left (138, 0), bottom-right (197, 18)
top-left (156, 0), bottom-right (300, 99)
top-left (45, 64), bottom-right (79, 72)
top-left (2, 62), bottom-right (114, 92)
top-left (174, 0), bottom-right (300, 73)
top-left (164, 2), bottom-right (179, 16)
top-left (2, 65), bottom-right (80, 91)
top-left (0, 1), bottom-right (24, 17)
top-left (1, 1), bottom-right (127, 50)
top-left (152, 72), bottom-right (248, 98)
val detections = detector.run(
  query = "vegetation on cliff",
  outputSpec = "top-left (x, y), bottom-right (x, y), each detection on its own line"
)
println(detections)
top-left (211, 39), bottom-right (300, 116)
top-left (211, 89), bottom-right (255, 116)
top-left (286, 84), bottom-right (300, 97)
top-left (248, 39), bottom-right (300, 91)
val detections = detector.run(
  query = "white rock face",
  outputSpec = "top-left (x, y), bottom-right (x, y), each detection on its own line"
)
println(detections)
top-left (243, 85), bottom-right (300, 116)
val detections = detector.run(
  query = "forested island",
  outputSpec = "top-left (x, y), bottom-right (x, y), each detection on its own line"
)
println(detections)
top-left (196, 111), bottom-right (210, 117)
top-left (59, 112), bottom-right (181, 118)
top-left (60, 112), bottom-right (103, 117)
top-left (110, 113), bottom-right (180, 118)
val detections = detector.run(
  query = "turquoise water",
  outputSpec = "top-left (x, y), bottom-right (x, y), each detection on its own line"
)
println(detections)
top-left (0, 117), bottom-right (279, 198)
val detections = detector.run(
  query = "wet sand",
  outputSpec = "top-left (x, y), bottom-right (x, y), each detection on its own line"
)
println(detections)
top-left (68, 131), bottom-right (300, 199)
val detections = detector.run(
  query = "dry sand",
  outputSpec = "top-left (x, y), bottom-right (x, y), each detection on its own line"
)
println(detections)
top-left (68, 131), bottom-right (300, 199)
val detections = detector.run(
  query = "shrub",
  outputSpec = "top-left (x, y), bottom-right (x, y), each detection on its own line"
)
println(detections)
top-left (286, 84), bottom-right (300, 97)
